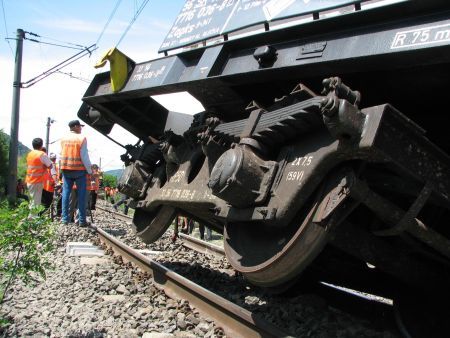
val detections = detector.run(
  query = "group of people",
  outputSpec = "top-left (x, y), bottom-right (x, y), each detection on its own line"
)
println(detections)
top-left (176, 216), bottom-right (212, 241)
top-left (25, 119), bottom-right (100, 226)
top-left (103, 186), bottom-right (128, 215)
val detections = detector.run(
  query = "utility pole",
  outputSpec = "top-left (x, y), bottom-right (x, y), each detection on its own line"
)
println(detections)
top-left (7, 29), bottom-right (25, 204)
top-left (45, 117), bottom-right (55, 153)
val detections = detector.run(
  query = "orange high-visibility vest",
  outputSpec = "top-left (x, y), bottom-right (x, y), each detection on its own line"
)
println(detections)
top-left (55, 163), bottom-right (63, 184)
top-left (86, 174), bottom-right (99, 191)
top-left (55, 163), bottom-right (61, 184)
top-left (60, 133), bottom-right (86, 171)
top-left (43, 168), bottom-right (55, 192)
top-left (26, 150), bottom-right (46, 184)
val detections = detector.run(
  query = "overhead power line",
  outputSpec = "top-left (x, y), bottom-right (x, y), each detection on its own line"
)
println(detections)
top-left (56, 70), bottom-right (91, 83)
top-left (5, 30), bottom-right (97, 86)
top-left (26, 31), bottom-right (87, 49)
top-left (21, 43), bottom-right (97, 88)
top-left (1, 0), bottom-right (14, 55)
top-left (24, 31), bottom-right (91, 51)
top-left (96, 0), bottom-right (123, 46)
top-left (116, 0), bottom-right (150, 47)
top-left (24, 37), bottom-right (88, 50)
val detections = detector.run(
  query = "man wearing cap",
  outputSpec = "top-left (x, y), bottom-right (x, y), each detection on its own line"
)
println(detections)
top-left (60, 120), bottom-right (92, 226)
top-left (25, 138), bottom-right (53, 208)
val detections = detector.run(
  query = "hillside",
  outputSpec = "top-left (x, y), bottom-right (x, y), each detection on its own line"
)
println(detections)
top-left (1, 130), bottom-right (31, 156)
top-left (104, 169), bottom-right (123, 179)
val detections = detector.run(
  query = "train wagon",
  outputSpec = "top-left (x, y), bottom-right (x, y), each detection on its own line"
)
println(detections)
top-left (78, 0), bottom-right (450, 300)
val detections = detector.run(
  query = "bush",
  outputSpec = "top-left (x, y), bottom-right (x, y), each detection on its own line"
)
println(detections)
top-left (102, 173), bottom-right (117, 188)
top-left (0, 201), bottom-right (56, 306)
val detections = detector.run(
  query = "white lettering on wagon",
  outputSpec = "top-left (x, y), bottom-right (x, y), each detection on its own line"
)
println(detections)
top-left (170, 171), bottom-right (185, 183)
top-left (131, 63), bottom-right (167, 82)
top-left (286, 155), bottom-right (313, 183)
top-left (286, 170), bottom-right (304, 182)
top-left (161, 188), bottom-right (196, 200)
top-left (291, 156), bottom-right (313, 167)
top-left (391, 23), bottom-right (450, 49)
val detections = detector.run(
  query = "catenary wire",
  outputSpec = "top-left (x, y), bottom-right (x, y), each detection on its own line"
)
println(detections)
top-left (21, 44), bottom-right (97, 88)
top-left (25, 31), bottom-right (87, 49)
top-left (95, 0), bottom-right (123, 46)
top-left (116, 0), bottom-right (150, 47)
top-left (24, 35), bottom-right (88, 51)
top-left (1, 0), bottom-right (14, 55)
top-left (56, 70), bottom-right (91, 83)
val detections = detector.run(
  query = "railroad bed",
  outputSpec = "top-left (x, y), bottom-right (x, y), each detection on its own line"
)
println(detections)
top-left (0, 203), bottom-right (400, 337)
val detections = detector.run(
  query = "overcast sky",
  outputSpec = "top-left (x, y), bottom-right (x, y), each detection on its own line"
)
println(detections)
top-left (0, 0), bottom-right (204, 170)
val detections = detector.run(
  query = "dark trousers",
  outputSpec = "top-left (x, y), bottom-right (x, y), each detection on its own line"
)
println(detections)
top-left (113, 196), bottom-right (128, 215)
top-left (89, 191), bottom-right (97, 210)
top-left (41, 189), bottom-right (53, 210)
top-left (57, 194), bottom-right (62, 217)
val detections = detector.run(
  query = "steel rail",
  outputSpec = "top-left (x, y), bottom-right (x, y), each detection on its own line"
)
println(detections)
top-left (97, 206), bottom-right (225, 256)
top-left (178, 233), bottom-right (225, 258)
top-left (91, 224), bottom-right (290, 338)
top-left (96, 205), bottom-right (132, 223)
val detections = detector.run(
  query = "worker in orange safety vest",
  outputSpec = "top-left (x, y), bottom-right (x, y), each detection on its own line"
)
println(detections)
top-left (87, 164), bottom-right (100, 210)
top-left (42, 153), bottom-right (59, 210)
top-left (25, 138), bottom-right (53, 208)
top-left (60, 120), bottom-right (92, 226)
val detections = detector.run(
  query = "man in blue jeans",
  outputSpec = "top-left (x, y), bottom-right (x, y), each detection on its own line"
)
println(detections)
top-left (60, 120), bottom-right (92, 226)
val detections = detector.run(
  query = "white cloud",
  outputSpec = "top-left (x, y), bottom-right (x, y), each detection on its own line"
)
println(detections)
top-left (33, 17), bottom-right (172, 39)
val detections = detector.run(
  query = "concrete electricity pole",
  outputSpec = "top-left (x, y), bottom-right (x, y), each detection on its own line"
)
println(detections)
top-left (45, 117), bottom-right (55, 153)
top-left (7, 29), bottom-right (25, 204)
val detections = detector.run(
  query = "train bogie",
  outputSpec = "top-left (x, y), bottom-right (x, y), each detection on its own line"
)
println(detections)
top-left (79, 0), bottom-right (450, 295)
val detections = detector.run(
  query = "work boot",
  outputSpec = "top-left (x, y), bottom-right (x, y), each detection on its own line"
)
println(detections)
top-left (78, 221), bottom-right (91, 228)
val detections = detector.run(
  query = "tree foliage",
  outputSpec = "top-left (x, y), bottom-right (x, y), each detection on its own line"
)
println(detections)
top-left (0, 130), bottom-right (28, 198)
top-left (102, 173), bottom-right (117, 188)
top-left (17, 155), bottom-right (27, 181)
top-left (0, 201), bottom-right (55, 307)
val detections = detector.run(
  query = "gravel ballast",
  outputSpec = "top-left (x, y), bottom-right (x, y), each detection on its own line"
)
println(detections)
top-left (1, 222), bottom-right (223, 337)
top-left (1, 204), bottom-right (399, 337)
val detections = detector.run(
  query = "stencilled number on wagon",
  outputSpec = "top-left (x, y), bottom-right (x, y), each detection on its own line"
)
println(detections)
top-left (291, 156), bottom-right (313, 167)
top-left (286, 171), bottom-right (304, 182)
top-left (170, 171), bottom-right (185, 183)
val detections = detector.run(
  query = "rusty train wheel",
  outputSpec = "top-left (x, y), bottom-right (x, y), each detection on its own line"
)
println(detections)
top-left (224, 191), bottom-right (331, 288)
top-left (132, 206), bottom-right (176, 244)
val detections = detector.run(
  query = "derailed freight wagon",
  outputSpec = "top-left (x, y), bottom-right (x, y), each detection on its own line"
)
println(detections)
top-left (79, 0), bottom-right (450, 304)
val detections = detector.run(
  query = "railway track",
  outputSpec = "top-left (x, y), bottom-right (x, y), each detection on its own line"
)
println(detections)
top-left (177, 233), bottom-right (225, 258)
top-left (96, 205), bottom-right (225, 255)
top-left (96, 206), bottom-right (132, 224)
top-left (97, 203), bottom-right (450, 338)
top-left (93, 205), bottom-right (403, 336)
top-left (89, 223), bottom-right (289, 338)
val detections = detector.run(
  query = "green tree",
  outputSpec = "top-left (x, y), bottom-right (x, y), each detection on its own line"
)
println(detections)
top-left (102, 173), bottom-right (117, 188)
top-left (17, 155), bottom-right (27, 180)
